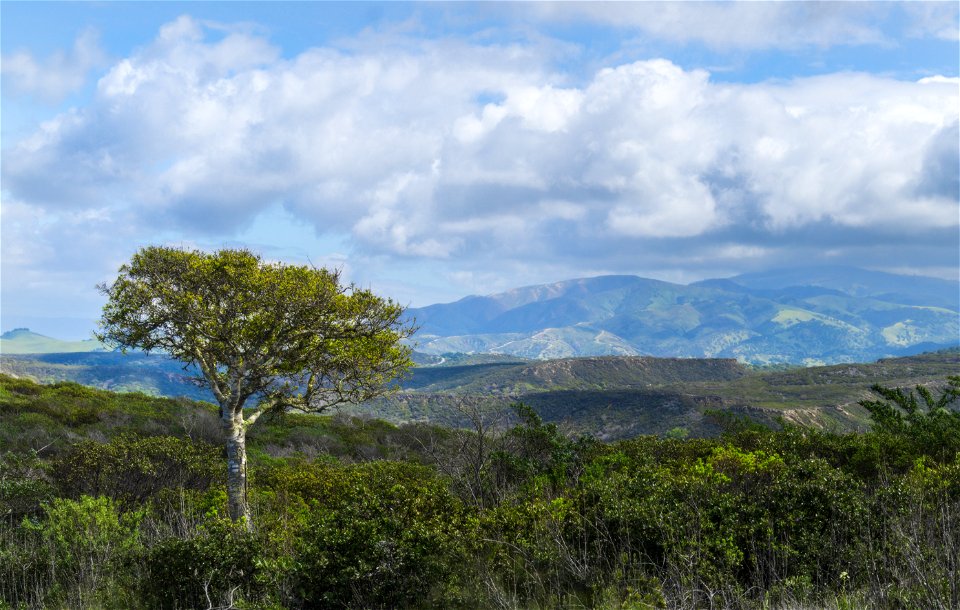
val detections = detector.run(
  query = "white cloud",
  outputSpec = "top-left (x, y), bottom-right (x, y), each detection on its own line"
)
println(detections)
top-left (528, 2), bottom-right (890, 50)
top-left (607, 168), bottom-right (718, 238)
top-left (919, 75), bottom-right (960, 85)
top-left (903, 2), bottom-right (960, 41)
top-left (0, 195), bottom-right (142, 327)
top-left (2, 16), bottom-right (957, 306)
top-left (1, 29), bottom-right (106, 101)
top-left (519, 1), bottom-right (959, 59)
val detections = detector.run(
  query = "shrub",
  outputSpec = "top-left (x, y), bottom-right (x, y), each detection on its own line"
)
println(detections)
top-left (25, 495), bottom-right (143, 608)
top-left (53, 434), bottom-right (223, 507)
top-left (284, 461), bottom-right (473, 608)
top-left (141, 517), bottom-right (264, 610)
top-left (860, 376), bottom-right (960, 466)
top-left (0, 450), bottom-right (54, 520)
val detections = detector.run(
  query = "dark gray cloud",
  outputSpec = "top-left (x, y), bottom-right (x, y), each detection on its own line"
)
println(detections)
top-left (916, 121), bottom-right (960, 201)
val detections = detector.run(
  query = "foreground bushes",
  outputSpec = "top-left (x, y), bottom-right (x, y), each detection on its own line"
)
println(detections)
top-left (1, 378), bottom-right (958, 609)
top-left (142, 518), bottom-right (264, 609)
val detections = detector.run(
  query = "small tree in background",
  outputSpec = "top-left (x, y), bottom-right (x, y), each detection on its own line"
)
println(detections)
top-left (97, 247), bottom-right (414, 526)
top-left (859, 375), bottom-right (960, 462)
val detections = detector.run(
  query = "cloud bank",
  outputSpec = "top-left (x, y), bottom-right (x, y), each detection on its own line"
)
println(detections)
top-left (529, 2), bottom-right (895, 49)
top-left (1, 15), bottom-right (958, 316)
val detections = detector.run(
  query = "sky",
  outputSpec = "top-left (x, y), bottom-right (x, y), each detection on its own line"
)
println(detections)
top-left (1, 1), bottom-right (958, 340)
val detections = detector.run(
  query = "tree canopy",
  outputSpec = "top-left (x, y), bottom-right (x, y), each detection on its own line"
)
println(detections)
top-left (97, 246), bottom-right (415, 522)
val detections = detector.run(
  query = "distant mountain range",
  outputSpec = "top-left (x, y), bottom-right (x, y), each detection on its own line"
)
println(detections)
top-left (408, 266), bottom-right (959, 364)
top-left (2, 266), bottom-right (957, 366)
top-left (4, 267), bottom-right (957, 440)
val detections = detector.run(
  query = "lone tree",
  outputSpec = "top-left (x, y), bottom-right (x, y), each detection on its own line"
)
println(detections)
top-left (97, 246), bottom-right (415, 525)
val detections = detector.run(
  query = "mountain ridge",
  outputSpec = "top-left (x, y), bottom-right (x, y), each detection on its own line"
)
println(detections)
top-left (3, 266), bottom-right (957, 364)
top-left (409, 266), bottom-right (959, 364)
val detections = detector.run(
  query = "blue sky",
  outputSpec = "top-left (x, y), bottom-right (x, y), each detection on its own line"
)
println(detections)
top-left (2, 1), bottom-right (958, 339)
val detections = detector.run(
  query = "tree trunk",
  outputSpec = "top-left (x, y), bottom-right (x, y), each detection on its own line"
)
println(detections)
top-left (222, 411), bottom-right (251, 528)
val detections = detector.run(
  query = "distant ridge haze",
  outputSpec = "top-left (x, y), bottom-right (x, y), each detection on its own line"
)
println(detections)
top-left (3, 266), bottom-right (957, 365)
top-left (408, 266), bottom-right (960, 364)
top-left (702, 266), bottom-right (960, 309)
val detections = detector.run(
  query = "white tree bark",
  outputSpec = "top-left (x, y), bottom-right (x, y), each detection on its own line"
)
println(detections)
top-left (222, 410), bottom-right (250, 528)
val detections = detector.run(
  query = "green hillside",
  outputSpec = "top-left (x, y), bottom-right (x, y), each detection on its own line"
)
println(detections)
top-left (0, 328), bottom-right (105, 354)
top-left (0, 351), bottom-right (208, 399)
top-left (401, 355), bottom-right (748, 394)
top-left (4, 349), bottom-right (957, 440)
top-left (0, 373), bottom-right (432, 463)
top-left (351, 349), bottom-right (960, 438)
top-left (690, 349), bottom-right (960, 409)
top-left (2, 372), bottom-right (959, 609)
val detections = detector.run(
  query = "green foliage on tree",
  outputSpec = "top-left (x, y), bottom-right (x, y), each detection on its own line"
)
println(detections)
top-left (96, 246), bottom-right (415, 524)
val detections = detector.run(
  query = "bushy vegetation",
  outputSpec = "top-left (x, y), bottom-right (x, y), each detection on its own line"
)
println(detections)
top-left (1, 374), bottom-right (959, 609)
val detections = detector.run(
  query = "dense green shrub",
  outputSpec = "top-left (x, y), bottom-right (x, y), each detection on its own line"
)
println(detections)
top-left (1, 375), bottom-right (959, 609)
top-left (0, 375), bottom-right (42, 397)
top-left (141, 517), bottom-right (264, 610)
top-left (9, 495), bottom-right (144, 609)
top-left (262, 460), bottom-right (474, 608)
top-left (859, 376), bottom-right (960, 467)
top-left (53, 434), bottom-right (223, 507)
top-left (0, 451), bottom-right (54, 520)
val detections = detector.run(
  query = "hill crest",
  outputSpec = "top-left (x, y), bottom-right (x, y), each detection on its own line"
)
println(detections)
top-left (0, 328), bottom-right (105, 355)
top-left (409, 266), bottom-right (959, 364)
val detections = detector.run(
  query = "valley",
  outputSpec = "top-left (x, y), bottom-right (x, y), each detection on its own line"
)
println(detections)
top-left (3, 265), bottom-right (957, 440)
top-left (4, 337), bottom-right (957, 439)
